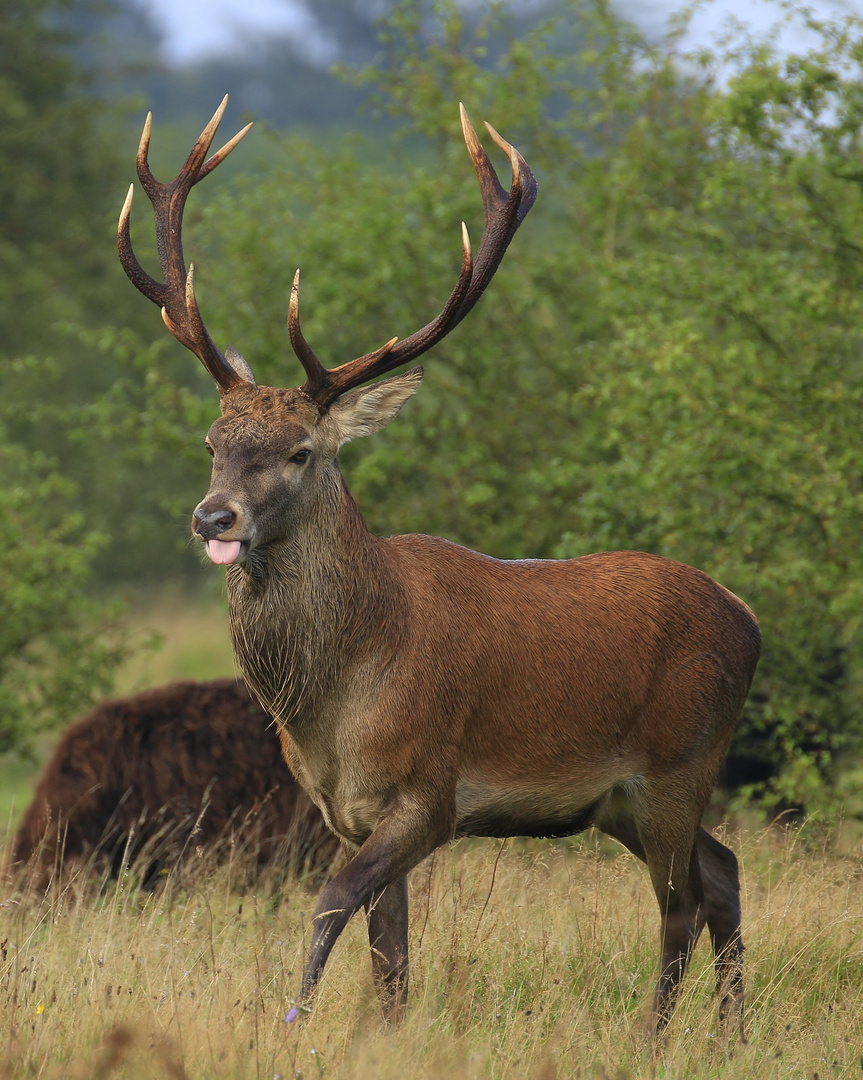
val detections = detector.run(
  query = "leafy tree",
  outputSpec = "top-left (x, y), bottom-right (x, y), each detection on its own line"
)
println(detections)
top-left (0, 0), bottom-right (146, 754)
top-left (0, 414), bottom-right (129, 756)
top-left (541, 3), bottom-right (863, 810)
top-left (83, 0), bottom-right (863, 810)
top-left (0, 0), bottom-right (135, 359)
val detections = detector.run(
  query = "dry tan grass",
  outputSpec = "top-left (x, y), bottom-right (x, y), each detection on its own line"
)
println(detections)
top-left (2, 824), bottom-right (862, 1079)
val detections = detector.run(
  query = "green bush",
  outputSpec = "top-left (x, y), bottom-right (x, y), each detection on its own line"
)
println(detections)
top-left (0, 428), bottom-right (128, 755)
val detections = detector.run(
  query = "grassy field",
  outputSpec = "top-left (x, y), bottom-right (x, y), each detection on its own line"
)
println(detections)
top-left (1, 824), bottom-right (862, 1079)
top-left (112, 590), bottom-right (237, 696)
top-left (2, 598), bottom-right (862, 1078)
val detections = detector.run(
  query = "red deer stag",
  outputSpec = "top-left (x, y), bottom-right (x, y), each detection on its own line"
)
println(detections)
top-left (118, 96), bottom-right (761, 1035)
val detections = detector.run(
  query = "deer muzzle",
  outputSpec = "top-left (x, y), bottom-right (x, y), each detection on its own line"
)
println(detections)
top-left (192, 502), bottom-right (246, 565)
top-left (192, 505), bottom-right (236, 538)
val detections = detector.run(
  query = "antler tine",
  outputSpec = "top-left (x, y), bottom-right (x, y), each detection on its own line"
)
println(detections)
top-left (482, 120), bottom-right (534, 225)
top-left (118, 182), bottom-right (165, 308)
top-left (301, 222), bottom-right (472, 403)
top-left (198, 119), bottom-right (254, 183)
top-left (459, 110), bottom-right (538, 312)
top-left (135, 111), bottom-right (156, 195)
top-left (288, 270), bottom-right (328, 395)
top-left (118, 96), bottom-right (253, 392)
top-left (294, 105), bottom-right (537, 407)
top-left (292, 263), bottom-right (401, 398)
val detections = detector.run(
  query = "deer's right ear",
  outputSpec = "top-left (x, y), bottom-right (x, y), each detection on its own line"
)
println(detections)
top-left (328, 367), bottom-right (423, 446)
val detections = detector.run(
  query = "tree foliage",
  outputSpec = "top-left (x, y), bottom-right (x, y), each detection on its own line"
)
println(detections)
top-left (5, 0), bottom-right (863, 808)
top-left (0, 0), bottom-right (140, 753)
top-left (117, 0), bottom-right (863, 811)
top-left (0, 413), bottom-right (128, 756)
top-left (542, 2), bottom-right (863, 810)
top-left (0, 0), bottom-right (134, 358)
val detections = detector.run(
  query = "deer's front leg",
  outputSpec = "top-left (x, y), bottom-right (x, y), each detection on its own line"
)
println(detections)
top-left (298, 809), bottom-right (446, 1020)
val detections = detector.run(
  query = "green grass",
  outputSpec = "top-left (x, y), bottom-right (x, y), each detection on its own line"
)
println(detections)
top-left (0, 592), bottom-right (236, 837)
top-left (0, 755), bottom-right (41, 843)
top-left (112, 589), bottom-right (236, 695)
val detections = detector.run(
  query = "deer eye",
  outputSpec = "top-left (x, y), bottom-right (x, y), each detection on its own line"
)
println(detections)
top-left (290, 448), bottom-right (311, 464)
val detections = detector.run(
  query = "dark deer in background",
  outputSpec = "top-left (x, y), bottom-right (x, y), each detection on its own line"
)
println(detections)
top-left (9, 679), bottom-right (338, 891)
top-left (119, 96), bottom-right (761, 1035)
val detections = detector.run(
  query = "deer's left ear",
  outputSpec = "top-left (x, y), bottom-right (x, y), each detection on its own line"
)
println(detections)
top-left (328, 367), bottom-right (423, 445)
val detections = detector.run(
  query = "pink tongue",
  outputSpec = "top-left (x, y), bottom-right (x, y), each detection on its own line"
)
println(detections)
top-left (207, 539), bottom-right (242, 565)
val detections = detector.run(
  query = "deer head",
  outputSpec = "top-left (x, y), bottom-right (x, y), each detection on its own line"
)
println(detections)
top-left (118, 96), bottom-right (537, 568)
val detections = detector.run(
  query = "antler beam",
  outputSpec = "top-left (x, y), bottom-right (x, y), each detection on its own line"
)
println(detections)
top-left (118, 95), bottom-right (253, 392)
top-left (289, 103), bottom-right (538, 407)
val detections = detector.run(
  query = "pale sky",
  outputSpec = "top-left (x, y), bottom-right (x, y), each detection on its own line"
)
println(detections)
top-left (145, 0), bottom-right (309, 61)
top-left (143, 0), bottom-right (857, 63)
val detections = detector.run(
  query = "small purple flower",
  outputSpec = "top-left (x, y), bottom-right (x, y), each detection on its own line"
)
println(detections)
top-left (285, 1007), bottom-right (299, 1023)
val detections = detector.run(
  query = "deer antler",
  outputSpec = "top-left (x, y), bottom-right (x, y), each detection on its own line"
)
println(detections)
top-left (120, 100), bottom-right (535, 403)
top-left (289, 103), bottom-right (538, 407)
top-left (118, 95), bottom-right (253, 392)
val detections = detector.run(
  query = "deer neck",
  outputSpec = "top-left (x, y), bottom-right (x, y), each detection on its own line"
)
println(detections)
top-left (223, 476), bottom-right (404, 728)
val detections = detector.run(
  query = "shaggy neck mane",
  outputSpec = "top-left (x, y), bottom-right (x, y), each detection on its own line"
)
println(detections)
top-left (224, 475), bottom-right (405, 728)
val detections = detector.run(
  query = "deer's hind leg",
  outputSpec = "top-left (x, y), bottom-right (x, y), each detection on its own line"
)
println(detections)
top-left (634, 801), bottom-right (706, 1034)
top-left (594, 785), bottom-right (706, 1035)
top-left (595, 794), bottom-right (745, 1038)
top-left (696, 827), bottom-right (745, 1040)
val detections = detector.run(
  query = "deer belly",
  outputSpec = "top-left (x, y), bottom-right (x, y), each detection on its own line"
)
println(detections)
top-left (454, 777), bottom-right (612, 840)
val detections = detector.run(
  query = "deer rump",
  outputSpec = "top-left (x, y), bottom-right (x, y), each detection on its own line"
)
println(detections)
top-left (10, 678), bottom-right (338, 891)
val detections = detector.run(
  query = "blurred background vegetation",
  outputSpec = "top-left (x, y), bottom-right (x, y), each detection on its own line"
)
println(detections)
top-left (2, 0), bottom-right (863, 818)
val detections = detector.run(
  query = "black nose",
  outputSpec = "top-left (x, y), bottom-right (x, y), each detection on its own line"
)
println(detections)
top-left (193, 506), bottom-right (236, 539)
